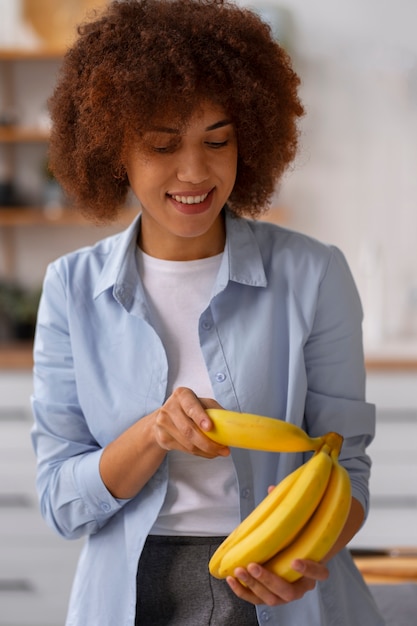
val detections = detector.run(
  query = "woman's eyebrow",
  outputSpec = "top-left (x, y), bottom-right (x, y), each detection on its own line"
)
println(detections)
top-left (148, 119), bottom-right (233, 134)
top-left (206, 119), bottom-right (233, 131)
top-left (149, 126), bottom-right (179, 134)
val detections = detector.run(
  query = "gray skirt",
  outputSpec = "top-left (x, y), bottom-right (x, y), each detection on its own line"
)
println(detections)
top-left (135, 535), bottom-right (259, 626)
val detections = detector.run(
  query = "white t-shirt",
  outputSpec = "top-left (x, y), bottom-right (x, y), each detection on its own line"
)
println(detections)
top-left (136, 248), bottom-right (240, 536)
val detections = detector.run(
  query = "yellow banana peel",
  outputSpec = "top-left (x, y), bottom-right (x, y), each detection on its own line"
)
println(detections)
top-left (264, 449), bottom-right (351, 581)
top-left (210, 445), bottom-right (333, 578)
top-left (207, 416), bottom-right (351, 582)
top-left (205, 409), bottom-right (323, 453)
top-left (208, 463), bottom-right (305, 576)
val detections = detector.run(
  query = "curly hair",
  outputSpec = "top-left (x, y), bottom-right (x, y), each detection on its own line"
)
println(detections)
top-left (48, 0), bottom-right (304, 223)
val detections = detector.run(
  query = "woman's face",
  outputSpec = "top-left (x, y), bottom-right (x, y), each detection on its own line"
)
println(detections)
top-left (125, 100), bottom-right (238, 260)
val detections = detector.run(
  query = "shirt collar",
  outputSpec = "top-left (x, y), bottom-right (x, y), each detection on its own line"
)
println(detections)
top-left (222, 210), bottom-right (267, 289)
top-left (93, 212), bottom-right (142, 301)
top-left (93, 209), bottom-right (267, 303)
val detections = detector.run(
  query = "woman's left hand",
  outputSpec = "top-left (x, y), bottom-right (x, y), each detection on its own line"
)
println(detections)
top-left (226, 559), bottom-right (329, 606)
top-left (226, 497), bottom-right (364, 607)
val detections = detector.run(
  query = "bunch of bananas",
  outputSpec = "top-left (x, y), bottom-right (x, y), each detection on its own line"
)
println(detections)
top-left (204, 409), bottom-right (351, 582)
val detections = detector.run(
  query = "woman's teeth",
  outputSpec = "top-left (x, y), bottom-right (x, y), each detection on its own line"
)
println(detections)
top-left (172, 193), bottom-right (209, 205)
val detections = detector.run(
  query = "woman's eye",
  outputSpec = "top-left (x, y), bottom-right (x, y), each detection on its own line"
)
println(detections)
top-left (151, 144), bottom-right (177, 154)
top-left (206, 140), bottom-right (228, 149)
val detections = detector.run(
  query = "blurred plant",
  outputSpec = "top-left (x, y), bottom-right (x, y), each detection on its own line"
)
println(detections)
top-left (42, 158), bottom-right (55, 181)
top-left (0, 281), bottom-right (41, 341)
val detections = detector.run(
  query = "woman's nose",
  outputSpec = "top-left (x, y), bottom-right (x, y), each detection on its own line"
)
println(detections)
top-left (176, 148), bottom-right (210, 184)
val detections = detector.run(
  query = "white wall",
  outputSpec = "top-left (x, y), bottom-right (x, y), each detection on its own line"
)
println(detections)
top-left (242, 0), bottom-right (417, 350)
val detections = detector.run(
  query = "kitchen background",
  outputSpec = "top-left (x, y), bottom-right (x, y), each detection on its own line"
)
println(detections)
top-left (1, 0), bottom-right (417, 350)
top-left (1, 1), bottom-right (416, 625)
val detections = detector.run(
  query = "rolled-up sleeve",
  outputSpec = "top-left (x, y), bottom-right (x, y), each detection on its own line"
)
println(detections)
top-left (304, 246), bottom-right (375, 517)
top-left (31, 263), bottom-right (127, 539)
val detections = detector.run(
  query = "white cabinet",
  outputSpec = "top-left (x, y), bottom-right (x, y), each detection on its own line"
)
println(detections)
top-left (0, 372), bottom-right (83, 626)
top-left (350, 370), bottom-right (417, 549)
top-left (2, 367), bottom-right (416, 622)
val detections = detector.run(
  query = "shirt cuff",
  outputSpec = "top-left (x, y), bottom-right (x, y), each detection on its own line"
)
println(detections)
top-left (74, 448), bottom-right (128, 521)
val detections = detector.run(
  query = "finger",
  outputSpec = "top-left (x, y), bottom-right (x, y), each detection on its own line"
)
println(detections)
top-left (174, 387), bottom-right (212, 429)
top-left (233, 566), bottom-right (297, 606)
top-left (243, 563), bottom-right (318, 605)
top-left (155, 416), bottom-right (221, 457)
top-left (291, 559), bottom-right (329, 582)
top-left (157, 389), bottom-right (229, 456)
top-left (228, 568), bottom-right (289, 607)
top-left (252, 561), bottom-right (319, 593)
top-left (226, 575), bottom-right (278, 606)
top-left (174, 388), bottom-right (230, 455)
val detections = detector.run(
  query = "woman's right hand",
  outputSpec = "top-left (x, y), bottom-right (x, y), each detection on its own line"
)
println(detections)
top-left (152, 386), bottom-right (230, 459)
top-left (100, 387), bottom-right (228, 499)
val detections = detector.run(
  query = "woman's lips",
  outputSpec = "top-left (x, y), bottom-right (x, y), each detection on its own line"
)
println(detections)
top-left (168, 189), bottom-right (214, 214)
top-left (171, 192), bottom-right (209, 204)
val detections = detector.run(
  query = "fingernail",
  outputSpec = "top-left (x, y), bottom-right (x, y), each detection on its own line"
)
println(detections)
top-left (237, 571), bottom-right (248, 583)
top-left (292, 559), bottom-right (305, 573)
top-left (248, 564), bottom-right (261, 577)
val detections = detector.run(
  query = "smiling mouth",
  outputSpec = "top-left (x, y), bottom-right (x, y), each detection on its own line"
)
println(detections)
top-left (169, 192), bottom-right (209, 205)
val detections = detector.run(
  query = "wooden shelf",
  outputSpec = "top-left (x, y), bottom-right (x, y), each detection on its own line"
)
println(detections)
top-left (0, 126), bottom-right (50, 143)
top-left (353, 555), bottom-right (417, 585)
top-left (0, 48), bottom-right (64, 61)
top-left (4, 348), bottom-right (417, 372)
top-left (0, 206), bottom-right (139, 226)
top-left (366, 358), bottom-right (417, 371)
top-left (0, 343), bottom-right (33, 370)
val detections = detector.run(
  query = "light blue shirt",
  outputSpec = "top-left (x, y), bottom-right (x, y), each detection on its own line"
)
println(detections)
top-left (31, 210), bottom-right (383, 625)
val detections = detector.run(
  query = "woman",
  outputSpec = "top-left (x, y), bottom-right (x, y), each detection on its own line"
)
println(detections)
top-left (31, 1), bottom-right (384, 624)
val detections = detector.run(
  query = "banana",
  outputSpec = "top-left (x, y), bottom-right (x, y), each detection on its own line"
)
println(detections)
top-left (210, 444), bottom-right (333, 579)
top-left (205, 409), bottom-right (323, 453)
top-left (264, 449), bottom-right (351, 582)
top-left (209, 463), bottom-right (306, 576)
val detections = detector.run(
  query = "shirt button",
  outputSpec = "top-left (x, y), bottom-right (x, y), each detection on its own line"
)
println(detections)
top-left (260, 610), bottom-right (270, 622)
top-left (215, 372), bottom-right (226, 382)
top-left (201, 320), bottom-right (212, 330)
top-left (100, 502), bottom-right (111, 512)
top-left (241, 487), bottom-right (251, 498)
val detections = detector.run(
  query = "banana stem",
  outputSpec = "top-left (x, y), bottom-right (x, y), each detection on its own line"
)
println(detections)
top-left (322, 432), bottom-right (344, 457)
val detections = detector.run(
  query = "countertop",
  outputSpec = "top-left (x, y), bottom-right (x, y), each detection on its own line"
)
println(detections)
top-left (365, 339), bottom-right (417, 370)
top-left (353, 550), bottom-right (417, 585)
top-left (2, 340), bottom-right (417, 371)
